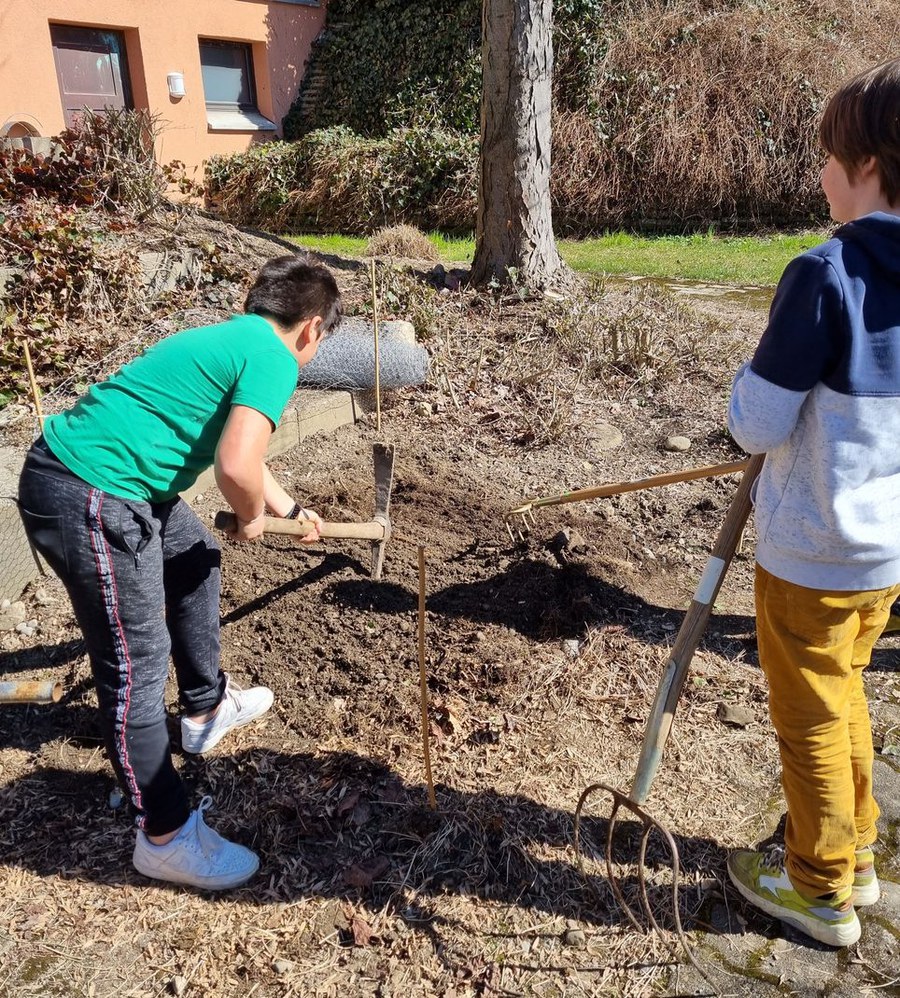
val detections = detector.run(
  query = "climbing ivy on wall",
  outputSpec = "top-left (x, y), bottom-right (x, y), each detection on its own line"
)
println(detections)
top-left (283, 0), bottom-right (612, 139)
top-left (283, 0), bottom-right (482, 138)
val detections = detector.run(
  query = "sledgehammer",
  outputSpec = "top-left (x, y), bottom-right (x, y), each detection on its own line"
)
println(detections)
top-left (214, 443), bottom-right (395, 580)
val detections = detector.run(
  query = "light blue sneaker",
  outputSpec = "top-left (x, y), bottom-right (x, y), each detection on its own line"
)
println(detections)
top-left (181, 675), bottom-right (274, 754)
top-left (132, 797), bottom-right (259, 890)
top-left (728, 847), bottom-right (860, 947)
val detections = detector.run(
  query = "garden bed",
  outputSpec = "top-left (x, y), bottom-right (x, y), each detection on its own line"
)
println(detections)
top-left (1, 234), bottom-right (899, 998)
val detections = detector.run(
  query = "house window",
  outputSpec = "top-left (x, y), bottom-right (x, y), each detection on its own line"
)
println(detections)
top-left (199, 39), bottom-right (276, 131)
top-left (199, 40), bottom-right (255, 108)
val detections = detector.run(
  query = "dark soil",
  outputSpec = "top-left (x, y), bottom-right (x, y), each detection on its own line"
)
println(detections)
top-left (1, 214), bottom-right (899, 998)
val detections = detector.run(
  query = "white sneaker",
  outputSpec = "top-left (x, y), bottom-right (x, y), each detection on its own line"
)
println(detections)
top-left (181, 675), bottom-right (274, 754)
top-left (132, 797), bottom-right (259, 890)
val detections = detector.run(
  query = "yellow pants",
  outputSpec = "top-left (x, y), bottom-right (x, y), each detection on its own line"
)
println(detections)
top-left (755, 565), bottom-right (900, 896)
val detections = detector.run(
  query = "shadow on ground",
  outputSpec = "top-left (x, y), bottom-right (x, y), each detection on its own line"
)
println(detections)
top-left (0, 748), bottom-right (734, 938)
top-left (329, 556), bottom-right (759, 651)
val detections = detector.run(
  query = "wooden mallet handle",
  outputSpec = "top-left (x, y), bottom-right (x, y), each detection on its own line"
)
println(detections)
top-left (213, 511), bottom-right (385, 540)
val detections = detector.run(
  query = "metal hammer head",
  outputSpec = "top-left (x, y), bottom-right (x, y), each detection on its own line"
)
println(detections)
top-left (370, 443), bottom-right (395, 580)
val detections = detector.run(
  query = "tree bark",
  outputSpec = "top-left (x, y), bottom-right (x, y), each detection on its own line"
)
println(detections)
top-left (471, 0), bottom-right (564, 289)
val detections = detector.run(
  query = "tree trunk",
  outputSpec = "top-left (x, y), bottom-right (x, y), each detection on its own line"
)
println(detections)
top-left (471, 0), bottom-right (564, 290)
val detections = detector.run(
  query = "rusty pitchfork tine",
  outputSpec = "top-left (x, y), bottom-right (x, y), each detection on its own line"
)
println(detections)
top-left (574, 783), bottom-right (684, 937)
top-left (574, 782), bottom-right (718, 991)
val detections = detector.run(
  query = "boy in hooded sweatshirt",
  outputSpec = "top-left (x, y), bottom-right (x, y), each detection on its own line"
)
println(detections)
top-left (726, 58), bottom-right (900, 947)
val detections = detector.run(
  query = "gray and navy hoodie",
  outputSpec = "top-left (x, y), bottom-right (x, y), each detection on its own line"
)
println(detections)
top-left (728, 211), bottom-right (900, 590)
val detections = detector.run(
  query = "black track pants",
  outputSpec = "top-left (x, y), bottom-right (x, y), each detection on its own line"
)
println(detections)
top-left (18, 439), bottom-right (226, 836)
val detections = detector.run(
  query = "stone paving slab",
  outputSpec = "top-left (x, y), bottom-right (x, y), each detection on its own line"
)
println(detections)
top-left (675, 756), bottom-right (900, 996)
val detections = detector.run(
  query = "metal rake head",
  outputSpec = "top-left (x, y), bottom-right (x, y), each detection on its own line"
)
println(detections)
top-left (504, 506), bottom-right (536, 544)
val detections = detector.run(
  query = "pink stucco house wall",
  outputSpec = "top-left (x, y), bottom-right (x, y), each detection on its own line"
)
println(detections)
top-left (0, 0), bottom-right (328, 175)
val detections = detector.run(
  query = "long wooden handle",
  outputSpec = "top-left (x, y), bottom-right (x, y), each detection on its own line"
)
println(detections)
top-left (214, 511), bottom-right (385, 540)
top-left (513, 459), bottom-right (750, 513)
top-left (629, 452), bottom-right (764, 804)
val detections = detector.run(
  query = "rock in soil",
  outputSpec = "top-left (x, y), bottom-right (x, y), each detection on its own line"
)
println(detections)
top-left (663, 435), bottom-right (692, 452)
top-left (716, 702), bottom-right (755, 728)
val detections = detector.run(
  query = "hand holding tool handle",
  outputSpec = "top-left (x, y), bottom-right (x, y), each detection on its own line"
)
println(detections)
top-left (629, 452), bottom-right (764, 805)
top-left (214, 511), bottom-right (386, 540)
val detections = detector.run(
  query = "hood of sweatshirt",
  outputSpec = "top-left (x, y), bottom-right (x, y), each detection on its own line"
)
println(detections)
top-left (836, 211), bottom-right (900, 283)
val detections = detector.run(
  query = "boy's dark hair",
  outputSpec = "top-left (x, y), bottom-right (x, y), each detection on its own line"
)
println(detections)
top-left (819, 58), bottom-right (900, 205)
top-left (244, 254), bottom-right (342, 332)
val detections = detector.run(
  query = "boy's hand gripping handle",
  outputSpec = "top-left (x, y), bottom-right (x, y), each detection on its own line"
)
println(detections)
top-left (213, 511), bottom-right (386, 541)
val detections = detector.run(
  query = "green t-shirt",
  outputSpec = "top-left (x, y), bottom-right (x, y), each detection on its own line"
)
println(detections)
top-left (44, 314), bottom-right (299, 502)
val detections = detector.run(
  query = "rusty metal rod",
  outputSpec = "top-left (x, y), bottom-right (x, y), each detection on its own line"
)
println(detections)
top-left (0, 681), bottom-right (62, 705)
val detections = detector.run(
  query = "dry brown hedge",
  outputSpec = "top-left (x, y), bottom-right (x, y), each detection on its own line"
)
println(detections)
top-left (211, 0), bottom-right (900, 233)
top-left (551, 0), bottom-right (900, 230)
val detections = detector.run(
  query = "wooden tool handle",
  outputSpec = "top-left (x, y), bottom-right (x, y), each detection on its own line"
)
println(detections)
top-left (525, 459), bottom-right (750, 511)
top-left (629, 452), bottom-right (764, 804)
top-left (214, 511), bottom-right (385, 540)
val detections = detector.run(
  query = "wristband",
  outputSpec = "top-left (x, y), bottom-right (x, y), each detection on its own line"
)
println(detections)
top-left (285, 502), bottom-right (302, 520)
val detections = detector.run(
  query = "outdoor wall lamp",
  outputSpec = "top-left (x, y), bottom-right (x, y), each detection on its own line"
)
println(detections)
top-left (167, 73), bottom-right (186, 99)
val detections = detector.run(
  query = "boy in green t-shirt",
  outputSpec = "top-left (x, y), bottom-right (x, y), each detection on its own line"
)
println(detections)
top-left (18, 254), bottom-right (341, 890)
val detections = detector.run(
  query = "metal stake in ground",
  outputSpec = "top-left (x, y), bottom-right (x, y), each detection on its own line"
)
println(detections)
top-left (371, 259), bottom-right (382, 434)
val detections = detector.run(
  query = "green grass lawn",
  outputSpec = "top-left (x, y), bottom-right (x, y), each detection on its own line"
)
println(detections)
top-left (285, 229), bottom-right (830, 286)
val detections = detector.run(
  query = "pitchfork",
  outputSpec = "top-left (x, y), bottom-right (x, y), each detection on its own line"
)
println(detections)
top-left (572, 453), bottom-right (764, 983)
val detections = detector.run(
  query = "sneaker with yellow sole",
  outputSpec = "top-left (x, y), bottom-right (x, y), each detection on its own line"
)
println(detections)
top-left (883, 598), bottom-right (900, 635)
top-left (727, 847), bottom-right (860, 947)
top-left (852, 845), bottom-right (880, 906)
